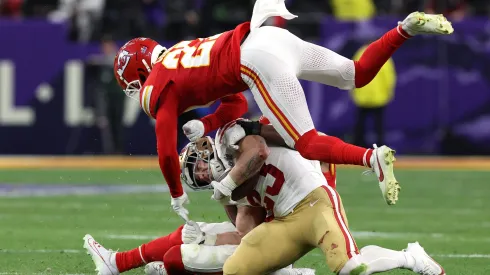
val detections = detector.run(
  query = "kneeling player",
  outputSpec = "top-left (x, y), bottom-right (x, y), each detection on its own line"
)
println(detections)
top-left (193, 121), bottom-right (445, 275)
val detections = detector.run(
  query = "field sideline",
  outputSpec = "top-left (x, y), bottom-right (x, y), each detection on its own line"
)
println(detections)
top-left (0, 156), bottom-right (490, 170)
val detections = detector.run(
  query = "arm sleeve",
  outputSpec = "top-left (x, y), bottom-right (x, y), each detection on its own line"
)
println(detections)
top-left (155, 97), bottom-right (184, 198)
top-left (200, 93), bottom-right (248, 134)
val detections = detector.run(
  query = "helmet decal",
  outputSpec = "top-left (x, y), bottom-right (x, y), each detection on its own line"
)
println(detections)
top-left (116, 50), bottom-right (132, 78)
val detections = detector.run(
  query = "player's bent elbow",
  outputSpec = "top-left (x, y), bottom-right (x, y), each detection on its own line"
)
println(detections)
top-left (254, 136), bottom-right (270, 160)
top-left (257, 143), bottom-right (270, 161)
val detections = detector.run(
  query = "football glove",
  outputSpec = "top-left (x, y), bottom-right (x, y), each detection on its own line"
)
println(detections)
top-left (182, 221), bottom-right (218, 245)
top-left (170, 192), bottom-right (190, 222)
top-left (182, 220), bottom-right (205, 244)
top-left (183, 120), bottom-right (205, 142)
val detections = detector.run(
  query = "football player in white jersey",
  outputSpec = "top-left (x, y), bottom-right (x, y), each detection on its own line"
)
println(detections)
top-left (189, 119), bottom-right (446, 275)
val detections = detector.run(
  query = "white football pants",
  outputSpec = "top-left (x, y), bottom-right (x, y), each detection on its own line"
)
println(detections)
top-left (240, 26), bottom-right (356, 147)
top-left (180, 222), bottom-right (300, 274)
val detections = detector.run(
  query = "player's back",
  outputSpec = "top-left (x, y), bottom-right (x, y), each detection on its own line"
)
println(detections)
top-left (250, 146), bottom-right (327, 220)
top-left (144, 22), bottom-right (250, 114)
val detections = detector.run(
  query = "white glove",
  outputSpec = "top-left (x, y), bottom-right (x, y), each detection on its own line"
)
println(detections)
top-left (182, 220), bottom-right (205, 244)
top-left (171, 192), bottom-right (190, 222)
top-left (210, 184), bottom-right (227, 202)
top-left (183, 120), bottom-right (205, 142)
top-left (182, 221), bottom-right (218, 245)
top-left (221, 123), bottom-right (247, 151)
top-left (211, 175), bottom-right (236, 199)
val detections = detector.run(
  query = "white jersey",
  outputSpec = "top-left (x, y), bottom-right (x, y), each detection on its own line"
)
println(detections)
top-left (252, 147), bottom-right (326, 219)
top-left (215, 121), bottom-right (327, 218)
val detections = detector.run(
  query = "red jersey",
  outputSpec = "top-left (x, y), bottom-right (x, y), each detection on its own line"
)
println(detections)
top-left (141, 22), bottom-right (251, 198)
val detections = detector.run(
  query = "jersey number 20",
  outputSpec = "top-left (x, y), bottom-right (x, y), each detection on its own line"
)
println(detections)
top-left (161, 33), bottom-right (222, 69)
top-left (246, 164), bottom-right (285, 221)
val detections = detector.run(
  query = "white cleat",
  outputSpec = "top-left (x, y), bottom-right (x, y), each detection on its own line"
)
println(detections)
top-left (371, 144), bottom-right (400, 205)
top-left (404, 242), bottom-right (445, 275)
top-left (398, 12), bottom-right (454, 36)
top-left (144, 261), bottom-right (168, 275)
top-left (83, 234), bottom-right (119, 275)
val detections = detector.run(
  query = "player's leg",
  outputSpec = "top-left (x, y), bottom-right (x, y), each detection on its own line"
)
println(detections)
top-left (294, 186), bottom-right (361, 273)
top-left (114, 225), bottom-right (184, 272)
top-left (339, 243), bottom-right (445, 275)
top-left (240, 47), bottom-right (399, 205)
top-left (240, 51), bottom-right (372, 167)
top-left (83, 226), bottom-right (185, 274)
top-left (222, 219), bottom-right (309, 275)
top-left (296, 13), bottom-right (452, 89)
top-left (84, 222), bottom-right (237, 274)
top-left (146, 244), bottom-right (314, 275)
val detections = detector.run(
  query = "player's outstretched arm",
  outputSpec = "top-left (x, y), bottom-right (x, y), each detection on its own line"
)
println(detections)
top-left (155, 100), bottom-right (190, 221)
top-left (200, 93), bottom-right (248, 134)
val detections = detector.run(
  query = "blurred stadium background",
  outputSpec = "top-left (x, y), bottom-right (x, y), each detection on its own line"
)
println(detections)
top-left (0, 0), bottom-right (489, 274)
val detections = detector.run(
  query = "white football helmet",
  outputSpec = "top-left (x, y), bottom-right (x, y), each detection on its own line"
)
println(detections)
top-left (179, 137), bottom-right (229, 190)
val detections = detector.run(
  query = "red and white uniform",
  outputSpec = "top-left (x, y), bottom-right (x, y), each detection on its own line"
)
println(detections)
top-left (247, 147), bottom-right (326, 220)
top-left (143, 23), bottom-right (250, 198)
top-left (215, 120), bottom-right (331, 220)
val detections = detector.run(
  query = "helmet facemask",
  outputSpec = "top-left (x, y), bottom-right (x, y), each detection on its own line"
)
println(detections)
top-left (125, 80), bottom-right (142, 102)
top-left (179, 137), bottom-right (229, 191)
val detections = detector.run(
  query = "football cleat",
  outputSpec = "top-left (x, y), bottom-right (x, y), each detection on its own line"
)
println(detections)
top-left (398, 12), bottom-right (454, 36)
top-left (83, 234), bottom-right (119, 275)
top-left (404, 242), bottom-right (445, 275)
top-left (144, 261), bottom-right (168, 275)
top-left (366, 144), bottom-right (400, 205)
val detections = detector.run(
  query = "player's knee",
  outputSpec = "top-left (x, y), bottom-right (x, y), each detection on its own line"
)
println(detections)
top-left (222, 255), bottom-right (250, 275)
top-left (295, 129), bottom-right (319, 160)
top-left (163, 245), bottom-right (185, 273)
top-left (337, 254), bottom-right (367, 275)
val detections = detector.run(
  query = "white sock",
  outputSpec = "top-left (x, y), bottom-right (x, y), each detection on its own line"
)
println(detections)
top-left (339, 245), bottom-right (415, 275)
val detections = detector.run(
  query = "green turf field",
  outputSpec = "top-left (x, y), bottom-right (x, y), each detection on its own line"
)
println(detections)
top-left (1, 167), bottom-right (489, 274)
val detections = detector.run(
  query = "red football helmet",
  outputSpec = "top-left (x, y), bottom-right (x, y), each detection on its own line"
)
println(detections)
top-left (113, 37), bottom-right (166, 101)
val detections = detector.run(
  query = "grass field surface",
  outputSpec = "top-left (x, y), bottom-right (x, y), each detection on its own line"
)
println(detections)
top-left (0, 157), bottom-right (489, 274)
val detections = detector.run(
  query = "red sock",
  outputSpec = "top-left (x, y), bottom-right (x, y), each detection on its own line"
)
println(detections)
top-left (322, 164), bottom-right (337, 189)
top-left (115, 225), bottom-right (184, 272)
top-left (354, 25), bottom-right (411, 88)
top-left (295, 130), bottom-right (373, 168)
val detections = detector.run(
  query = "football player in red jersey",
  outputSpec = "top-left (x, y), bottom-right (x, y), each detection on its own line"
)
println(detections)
top-left (113, 0), bottom-right (453, 220)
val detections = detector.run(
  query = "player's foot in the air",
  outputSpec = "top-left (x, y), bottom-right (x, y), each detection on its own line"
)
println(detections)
top-left (399, 12), bottom-right (454, 36)
top-left (145, 261), bottom-right (167, 275)
top-left (370, 144), bottom-right (400, 205)
top-left (83, 234), bottom-right (119, 275)
top-left (404, 242), bottom-right (445, 275)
